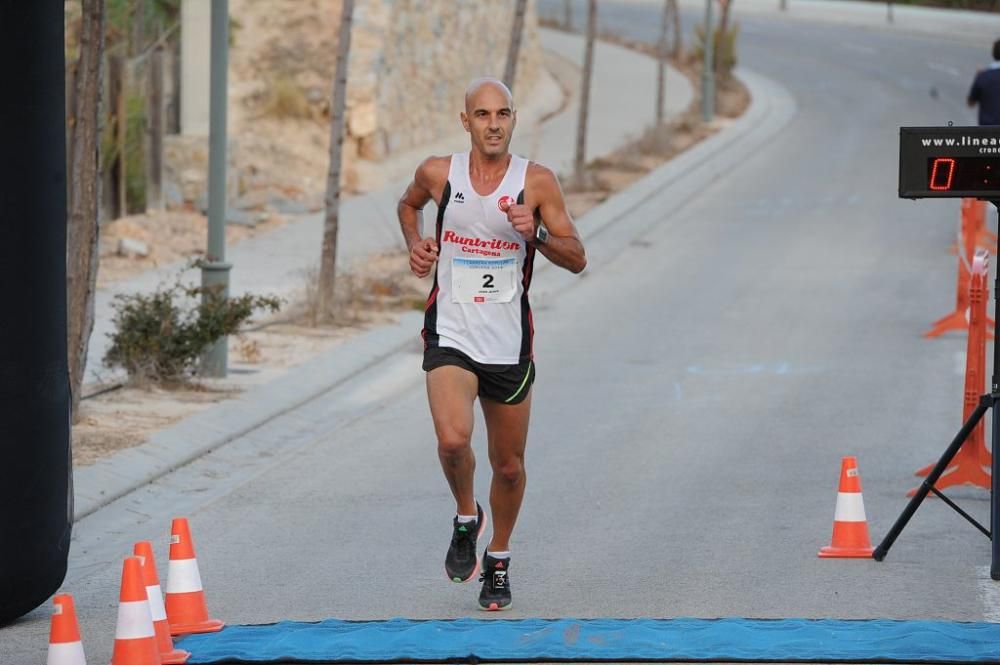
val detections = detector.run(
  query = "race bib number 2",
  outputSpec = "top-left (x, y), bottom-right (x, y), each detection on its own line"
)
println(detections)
top-left (451, 257), bottom-right (518, 304)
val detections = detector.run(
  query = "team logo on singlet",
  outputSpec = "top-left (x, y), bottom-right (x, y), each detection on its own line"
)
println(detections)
top-left (497, 195), bottom-right (514, 212)
top-left (454, 191), bottom-right (465, 203)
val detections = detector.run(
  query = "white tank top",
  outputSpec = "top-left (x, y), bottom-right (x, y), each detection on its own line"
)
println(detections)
top-left (422, 152), bottom-right (535, 365)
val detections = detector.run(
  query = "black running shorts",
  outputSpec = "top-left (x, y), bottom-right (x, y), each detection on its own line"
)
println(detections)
top-left (423, 346), bottom-right (534, 405)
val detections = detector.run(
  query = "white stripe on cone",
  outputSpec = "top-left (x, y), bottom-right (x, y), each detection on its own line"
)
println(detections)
top-left (47, 641), bottom-right (86, 665)
top-left (833, 492), bottom-right (867, 522)
top-left (166, 558), bottom-right (204, 594)
top-left (145, 583), bottom-right (167, 622)
top-left (115, 600), bottom-right (156, 640)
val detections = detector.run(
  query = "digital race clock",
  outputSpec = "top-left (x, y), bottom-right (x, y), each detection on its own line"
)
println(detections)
top-left (899, 126), bottom-right (1000, 199)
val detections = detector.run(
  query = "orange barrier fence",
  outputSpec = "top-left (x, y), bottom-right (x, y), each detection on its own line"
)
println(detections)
top-left (912, 250), bottom-right (992, 494)
top-left (925, 199), bottom-right (995, 339)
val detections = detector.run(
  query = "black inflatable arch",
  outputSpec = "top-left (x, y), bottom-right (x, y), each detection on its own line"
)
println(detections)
top-left (0, 0), bottom-right (73, 625)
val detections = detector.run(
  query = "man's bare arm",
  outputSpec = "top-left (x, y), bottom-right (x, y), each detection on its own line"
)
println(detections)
top-left (398, 157), bottom-right (448, 277)
top-left (530, 165), bottom-right (586, 274)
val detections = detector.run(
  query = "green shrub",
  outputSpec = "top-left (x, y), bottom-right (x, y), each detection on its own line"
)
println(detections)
top-left (693, 21), bottom-right (740, 78)
top-left (105, 275), bottom-right (282, 383)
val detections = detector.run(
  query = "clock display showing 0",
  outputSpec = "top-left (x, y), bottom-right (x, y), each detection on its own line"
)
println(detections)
top-left (928, 157), bottom-right (1000, 192)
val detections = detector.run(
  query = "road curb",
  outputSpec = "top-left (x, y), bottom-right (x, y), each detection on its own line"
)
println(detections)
top-left (73, 312), bottom-right (423, 521)
top-left (73, 65), bottom-right (797, 523)
top-left (533, 66), bottom-right (797, 297)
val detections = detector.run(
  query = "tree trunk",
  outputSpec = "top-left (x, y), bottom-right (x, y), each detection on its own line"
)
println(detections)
top-left (504, 0), bottom-right (528, 92)
top-left (656, 0), bottom-right (670, 125)
top-left (147, 45), bottom-right (165, 210)
top-left (317, 0), bottom-right (355, 323)
top-left (131, 0), bottom-right (145, 56)
top-left (573, 0), bottom-right (597, 190)
top-left (67, 0), bottom-right (106, 421)
top-left (65, 60), bottom-right (78, 207)
top-left (111, 54), bottom-right (126, 217)
top-left (669, 0), bottom-right (682, 60)
top-left (715, 0), bottom-right (733, 76)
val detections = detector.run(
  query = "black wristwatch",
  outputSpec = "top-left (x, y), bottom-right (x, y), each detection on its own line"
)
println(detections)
top-left (534, 224), bottom-right (549, 246)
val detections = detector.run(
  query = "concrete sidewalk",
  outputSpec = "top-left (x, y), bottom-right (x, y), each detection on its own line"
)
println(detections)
top-left (82, 28), bottom-right (692, 385)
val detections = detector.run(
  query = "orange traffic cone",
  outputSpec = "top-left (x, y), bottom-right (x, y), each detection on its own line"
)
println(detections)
top-left (818, 456), bottom-right (874, 558)
top-left (47, 594), bottom-right (86, 665)
top-left (110, 557), bottom-right (161, 665)
top-left (134, 541), bottom-right (191, 663)
top-left (164, 517), bottom-right (224, 635)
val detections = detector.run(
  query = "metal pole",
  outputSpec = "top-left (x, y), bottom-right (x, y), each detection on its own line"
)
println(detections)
top-left (574, 0), bottom-right (597, 189)
top-left (201, 0), bottom-right (231, 377)
top-left (991, 202), bottom-right (1000, 579)
top-left (701, 0), bottom-right (715, 123)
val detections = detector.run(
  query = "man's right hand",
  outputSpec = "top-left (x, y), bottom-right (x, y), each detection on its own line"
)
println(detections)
top-left (409, 237), bottom-right (439, 278)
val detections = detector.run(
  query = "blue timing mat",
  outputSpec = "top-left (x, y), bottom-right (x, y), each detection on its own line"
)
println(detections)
top-left (177, 617), bottom-right (1000, 663)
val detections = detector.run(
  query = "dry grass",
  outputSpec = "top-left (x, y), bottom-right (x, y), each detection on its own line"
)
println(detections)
top-left (259, 75), bottom-right (314, 120)
top-left (289, 251), bottom-right (428, 328)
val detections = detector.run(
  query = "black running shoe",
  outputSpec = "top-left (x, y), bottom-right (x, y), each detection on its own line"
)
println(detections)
top-left (445, 503), bottom-right (486, 583)
top-left (478, 552), bottom-right (512, 611)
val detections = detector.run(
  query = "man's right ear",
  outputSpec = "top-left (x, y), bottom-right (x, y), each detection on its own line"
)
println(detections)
top-left (460, 111), bottom-right (470, 132)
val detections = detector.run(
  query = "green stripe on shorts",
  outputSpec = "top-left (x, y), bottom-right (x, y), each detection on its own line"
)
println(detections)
top-left (505, 361), bottom-right (533, 403)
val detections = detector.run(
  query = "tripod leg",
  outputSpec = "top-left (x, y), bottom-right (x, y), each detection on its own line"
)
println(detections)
top-left (992, 401), bottom-right (1000, 579)
top-left (873, 399), bottom-right (991, 561)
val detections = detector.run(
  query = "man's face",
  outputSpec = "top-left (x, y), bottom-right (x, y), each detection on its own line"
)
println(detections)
top-left (462, 84), bottom-right (516, 158)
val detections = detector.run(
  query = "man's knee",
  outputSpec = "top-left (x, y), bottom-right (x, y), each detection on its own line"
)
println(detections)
top-left (493, 455), bottom-right (525, 485)
top-left (437, 428), bottom-right (473, 462)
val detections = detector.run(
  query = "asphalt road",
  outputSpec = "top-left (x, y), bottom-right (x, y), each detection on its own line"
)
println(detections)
top-left (5, 3), bottom-right (999, 663)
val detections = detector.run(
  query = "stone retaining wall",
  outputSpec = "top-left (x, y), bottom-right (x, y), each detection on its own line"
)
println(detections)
top-left (165, 1), bottom-right (541, 210)
top-left (346, 0), bottom-right (542, 161)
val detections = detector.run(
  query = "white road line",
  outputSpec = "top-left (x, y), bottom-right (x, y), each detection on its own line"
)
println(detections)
top-left (978, 566), bottom-right (1000, 622)
top-left (928, 62), bottom-right (962, 78)
top-left (843, 42), bottom-right (877, 55)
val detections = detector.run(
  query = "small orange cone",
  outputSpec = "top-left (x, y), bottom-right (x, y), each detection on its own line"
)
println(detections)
top-left (134, 541), bottom-right (191, 663)
top-left (47, 594), bottom-right (86, 665)
top-left (164, 517), bottom-right (224, 635)
top-left (818, 456), bottom-right (874, 558)
top-left (110, 557), bottom-right (161, 665)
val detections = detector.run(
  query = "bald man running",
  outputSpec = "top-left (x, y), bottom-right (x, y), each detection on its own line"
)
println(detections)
top-left (397, 78), bottom-right (586, 610)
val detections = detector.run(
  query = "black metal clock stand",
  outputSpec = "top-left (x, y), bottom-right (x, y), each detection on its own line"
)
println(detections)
top-left (873, 201), bottom-right (1000, 579)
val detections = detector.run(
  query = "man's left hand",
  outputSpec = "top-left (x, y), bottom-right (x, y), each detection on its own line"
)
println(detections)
top-left (503, 202), bottom-right (535, 242)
